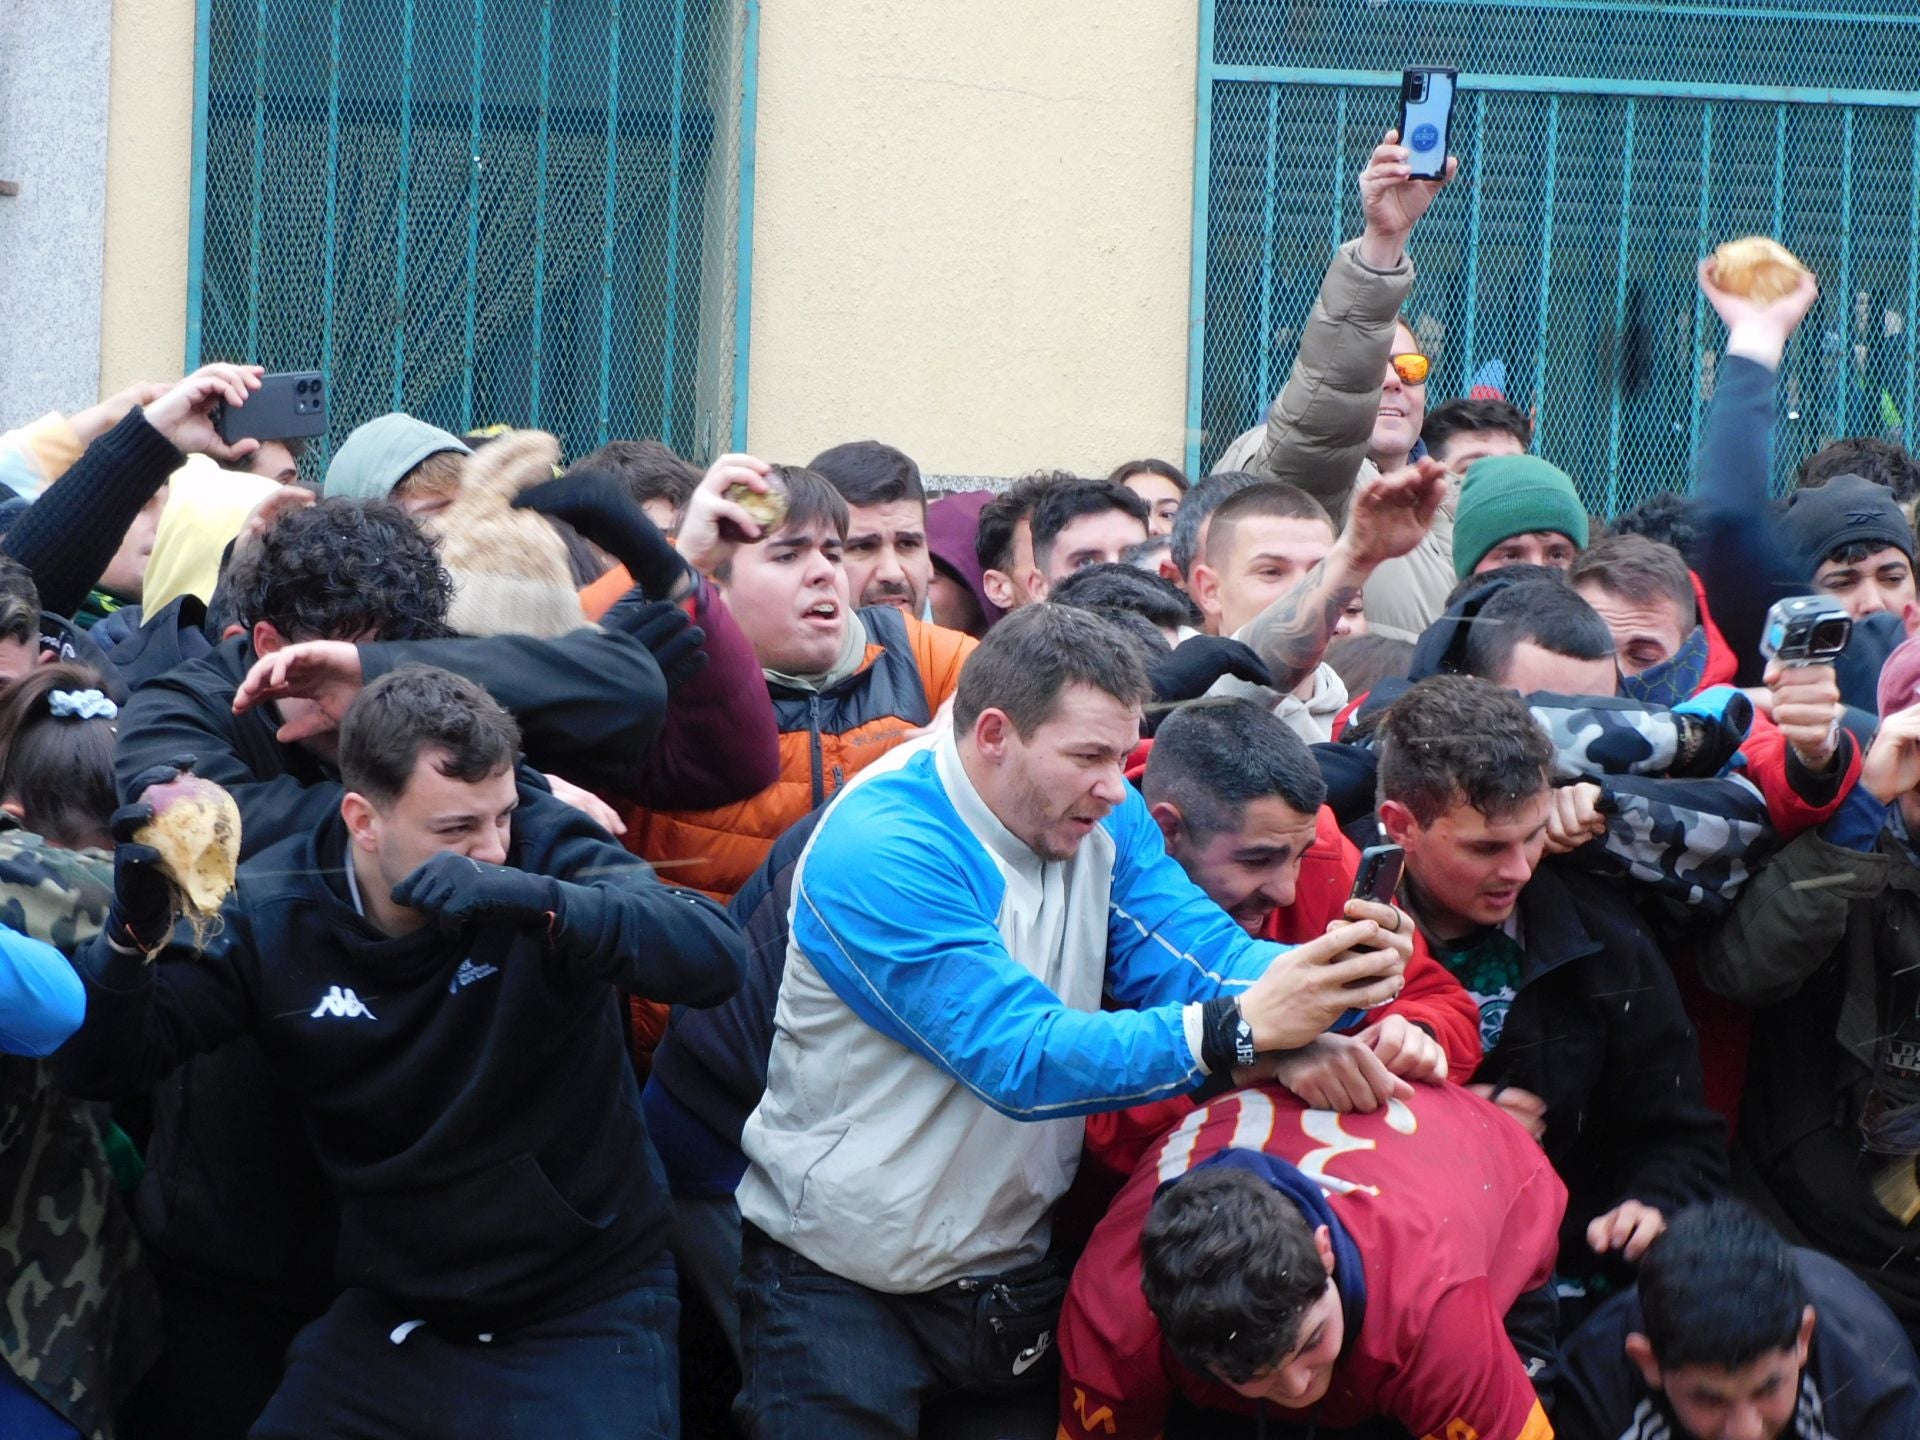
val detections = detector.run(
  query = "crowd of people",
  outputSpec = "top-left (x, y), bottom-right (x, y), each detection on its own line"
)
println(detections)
top-left (3, 125), bottom-right (1920, 1440)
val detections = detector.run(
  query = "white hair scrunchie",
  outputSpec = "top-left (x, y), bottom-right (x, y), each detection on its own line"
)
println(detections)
top-left (47, 689), bottom-right (118, 721)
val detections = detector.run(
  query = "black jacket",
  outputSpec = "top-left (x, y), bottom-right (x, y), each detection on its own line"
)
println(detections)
top-left (116, 628), bottom-right (668, 853)
top-left (646, 808), bottom-right (821, 1192)
top-left (58, 784), bottom-right (744, 1328)
top-left (1431, 863), bottom-right (1728, 1268)
top-left (96, 594), bottom-right (215, 696)
top-left (1558, 1248), bottom-right (1920, 1440)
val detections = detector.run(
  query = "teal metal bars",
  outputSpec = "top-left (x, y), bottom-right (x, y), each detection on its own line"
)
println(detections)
top-left (460, 0), bottom-right (486, 431)
top-left (186, 0), bottom-right (757, 469)
top-left (1193, 6), bottom-right (1920, 515)
top-left (389, 0), bottom-right (416, 411)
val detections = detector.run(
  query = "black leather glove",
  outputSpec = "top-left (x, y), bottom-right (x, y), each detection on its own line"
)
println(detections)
top-left (1149, 635), bottom-right (1273, 705)
top-left (513, 470), bottom-right (690, 600)
top-left (391, 853), bottom-right (561, 936)
top-left (108, 801), bottom-right (176, 953)
top-left (601, 591), bottom-right (709, 692)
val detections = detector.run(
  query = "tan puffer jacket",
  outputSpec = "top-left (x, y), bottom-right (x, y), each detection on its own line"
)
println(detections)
top-left (1212, 238), bottom-right (1455, 643)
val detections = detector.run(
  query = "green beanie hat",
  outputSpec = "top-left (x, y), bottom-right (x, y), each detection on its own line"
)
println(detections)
top-left (1451, 454), bottom-right (1590, 578)
top-left (322, 412), bottom-right (470, 502)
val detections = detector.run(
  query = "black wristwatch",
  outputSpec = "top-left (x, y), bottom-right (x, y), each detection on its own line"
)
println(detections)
top-left (1232, 1001), bottom-right (1257, 1069)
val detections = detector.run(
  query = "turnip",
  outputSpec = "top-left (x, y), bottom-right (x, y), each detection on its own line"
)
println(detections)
top-left (135, 774), bottom-right (241, 949)
top-left (1710, 237), bottom-right (1809, 305)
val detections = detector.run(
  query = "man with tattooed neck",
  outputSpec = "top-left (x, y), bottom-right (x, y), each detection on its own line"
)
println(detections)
top-left (1185, 459), bottom-right (1449, 742)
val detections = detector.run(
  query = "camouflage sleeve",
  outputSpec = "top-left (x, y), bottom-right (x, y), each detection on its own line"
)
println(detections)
top-left (1529, 696), bottom-right (1682, 781)
top-left (1568, 773), bottom-right (1774, 918)
top-left (0, 830), bottom-right (114, 953)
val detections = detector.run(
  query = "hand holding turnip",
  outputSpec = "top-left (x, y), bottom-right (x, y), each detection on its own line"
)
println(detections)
top-left (114, 758), bottom-right (242, 954)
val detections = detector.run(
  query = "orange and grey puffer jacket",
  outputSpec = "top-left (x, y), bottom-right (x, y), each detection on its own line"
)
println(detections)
top-left (628, 604), bottom-right (977, 904)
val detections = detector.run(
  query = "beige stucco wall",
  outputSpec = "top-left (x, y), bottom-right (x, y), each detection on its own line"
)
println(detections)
top-left (746, 2), bottom-right (1199, 477)
top-left (97, 0), bottom-right (197, 396)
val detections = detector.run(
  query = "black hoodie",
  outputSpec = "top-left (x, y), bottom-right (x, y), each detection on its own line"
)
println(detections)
top-left (58, 783), bottom-right (744, 1328)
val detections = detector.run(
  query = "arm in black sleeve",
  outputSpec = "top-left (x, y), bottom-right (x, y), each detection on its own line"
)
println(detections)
top-left (1692, 355), bottom-right (1805, 685)
top-left (523, 793), bottom-right (745, 1004)
top-left (54, 921), bottom-right (256, 1101)
top-left (1599, 939), bottom-right (1729, 1218)
top-left (3, 409), bottom-right (183, 619)
top-left (359, 628), bottom-right (668, 802)
top-left (114, 669), bottom-right (342, 856)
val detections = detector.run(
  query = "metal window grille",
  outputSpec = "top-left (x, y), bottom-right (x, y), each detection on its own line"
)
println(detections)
top-left (187, 0), bottom-right (757, 476)
top-left (1189, 0), bottom-right (1920, 517)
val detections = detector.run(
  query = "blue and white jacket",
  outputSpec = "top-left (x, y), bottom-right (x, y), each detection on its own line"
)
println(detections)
top-left (737, 727), bottom-right (1283, 1293)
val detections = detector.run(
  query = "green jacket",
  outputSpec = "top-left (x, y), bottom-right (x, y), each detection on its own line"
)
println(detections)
top-left (0, 822), bottom-right (158, 1439)
top-left (1699, 819), bottom-right (1920, 1333)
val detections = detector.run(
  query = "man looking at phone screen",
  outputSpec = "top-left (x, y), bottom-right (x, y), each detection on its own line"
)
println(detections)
top-left (733, 604), bottom-right (1410, 1438)
top-left (1141, 698), bottom-right (1480, 1106)
top-left (1374, 675), bottom-right (1726, 1305)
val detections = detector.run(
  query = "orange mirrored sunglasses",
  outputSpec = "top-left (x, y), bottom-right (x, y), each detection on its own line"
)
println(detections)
top-left (1390, 352), bottom-right (1431, 385)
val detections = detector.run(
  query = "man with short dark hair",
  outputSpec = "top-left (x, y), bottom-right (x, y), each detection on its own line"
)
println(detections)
top-left (1376, 676), bottom-right (1726, 1288)
top-left (1422, 396), bottom-right (1533, 469)
top-left (1798, 434), bottom-right (1920, 507)
top-left (1058, 1080), bottom-right (1563, 1440)
top-left (1141, 699), bottom-right (1480, 1094)
top-left (975, 473), bottom-right (1065, 615)
top-left (736, 603), bottom-right (1412, 1437)
top-left (810, 439), bottom-right (932, 618)
top-left (1558, 1201), bottom-right (1920, 1440)
top-left (1028, 478), bottom-right (1151, 598)
top-left (59, 666), bottom-right (744, 1438)
top-left (569, 437), bottom-right (701, 532)
top-left (1049, 562), bottom-right (1200, 642)
top-left (1165, 470), bottom-right (1262, 592)
top-left (631, 456), bottom-right (976, 902)
top-left (1570, 534), bottom-right (1702, 691)
top-left (1187, 462), bottom-right (1449, 741)
top-left (1461, 579), bottom-right (1620, 696)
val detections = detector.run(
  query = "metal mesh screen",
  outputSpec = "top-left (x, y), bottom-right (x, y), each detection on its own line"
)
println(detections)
top-left (1192, 1), bottom-right (1920, 517)
top-left (189, 0), bottom-right (754, 476)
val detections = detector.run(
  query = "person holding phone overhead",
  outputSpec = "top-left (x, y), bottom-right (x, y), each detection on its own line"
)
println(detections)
top-left (1211, 100), bottom-right (1461, 644)
top-left (733, 604), bottom-right (1411, 1439)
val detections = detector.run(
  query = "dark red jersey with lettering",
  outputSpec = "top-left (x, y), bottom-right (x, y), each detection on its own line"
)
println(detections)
top-left (1058, 1081), bottom-right (1563, 1440)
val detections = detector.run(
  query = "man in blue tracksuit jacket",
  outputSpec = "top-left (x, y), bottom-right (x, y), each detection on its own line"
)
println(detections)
top-left (733, 603), bottom-right (1411, 1439)
top-left (57, 665), bottom-right (744, 1439)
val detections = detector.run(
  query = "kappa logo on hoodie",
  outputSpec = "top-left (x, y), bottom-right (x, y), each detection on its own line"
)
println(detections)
top-left (310, 985), bottom-right (376, 1021)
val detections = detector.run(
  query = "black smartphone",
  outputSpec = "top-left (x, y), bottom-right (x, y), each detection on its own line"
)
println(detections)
top-left (213, 370), bottom-right (329, 445)
top-left (1398, 68), bottom-right (1459, 182)
top-left (1350, 843), bottom-right (1406, 907)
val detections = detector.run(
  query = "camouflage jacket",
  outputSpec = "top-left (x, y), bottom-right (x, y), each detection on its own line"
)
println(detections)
top-left (0, 821), bottom-right (158, 1439)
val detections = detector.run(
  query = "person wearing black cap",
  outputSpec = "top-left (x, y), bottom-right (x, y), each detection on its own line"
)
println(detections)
top-left (1780, 471), bottom-right (1916, 623)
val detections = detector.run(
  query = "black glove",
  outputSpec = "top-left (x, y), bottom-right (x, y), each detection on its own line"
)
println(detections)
top-left (1149, 636), bottom-right (1273, 705)
top-left (602, 591), bottom-right (709, 691)
top-left (391, 853), bottom-right (561, 936)
top-left (108, 801), bottom-right (176, 952)
top-left (512, 470), bottom-right (690, 600)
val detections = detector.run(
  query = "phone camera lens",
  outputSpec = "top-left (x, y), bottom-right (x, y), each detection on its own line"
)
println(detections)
top-left (296, 380), bottom-right (310, 395)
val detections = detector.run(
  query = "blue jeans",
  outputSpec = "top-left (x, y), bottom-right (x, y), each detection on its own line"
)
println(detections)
top-left (735, 1227), bottom-right (1053, 1440)
top-left (249, 1261), bottom-right (679, 1439)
